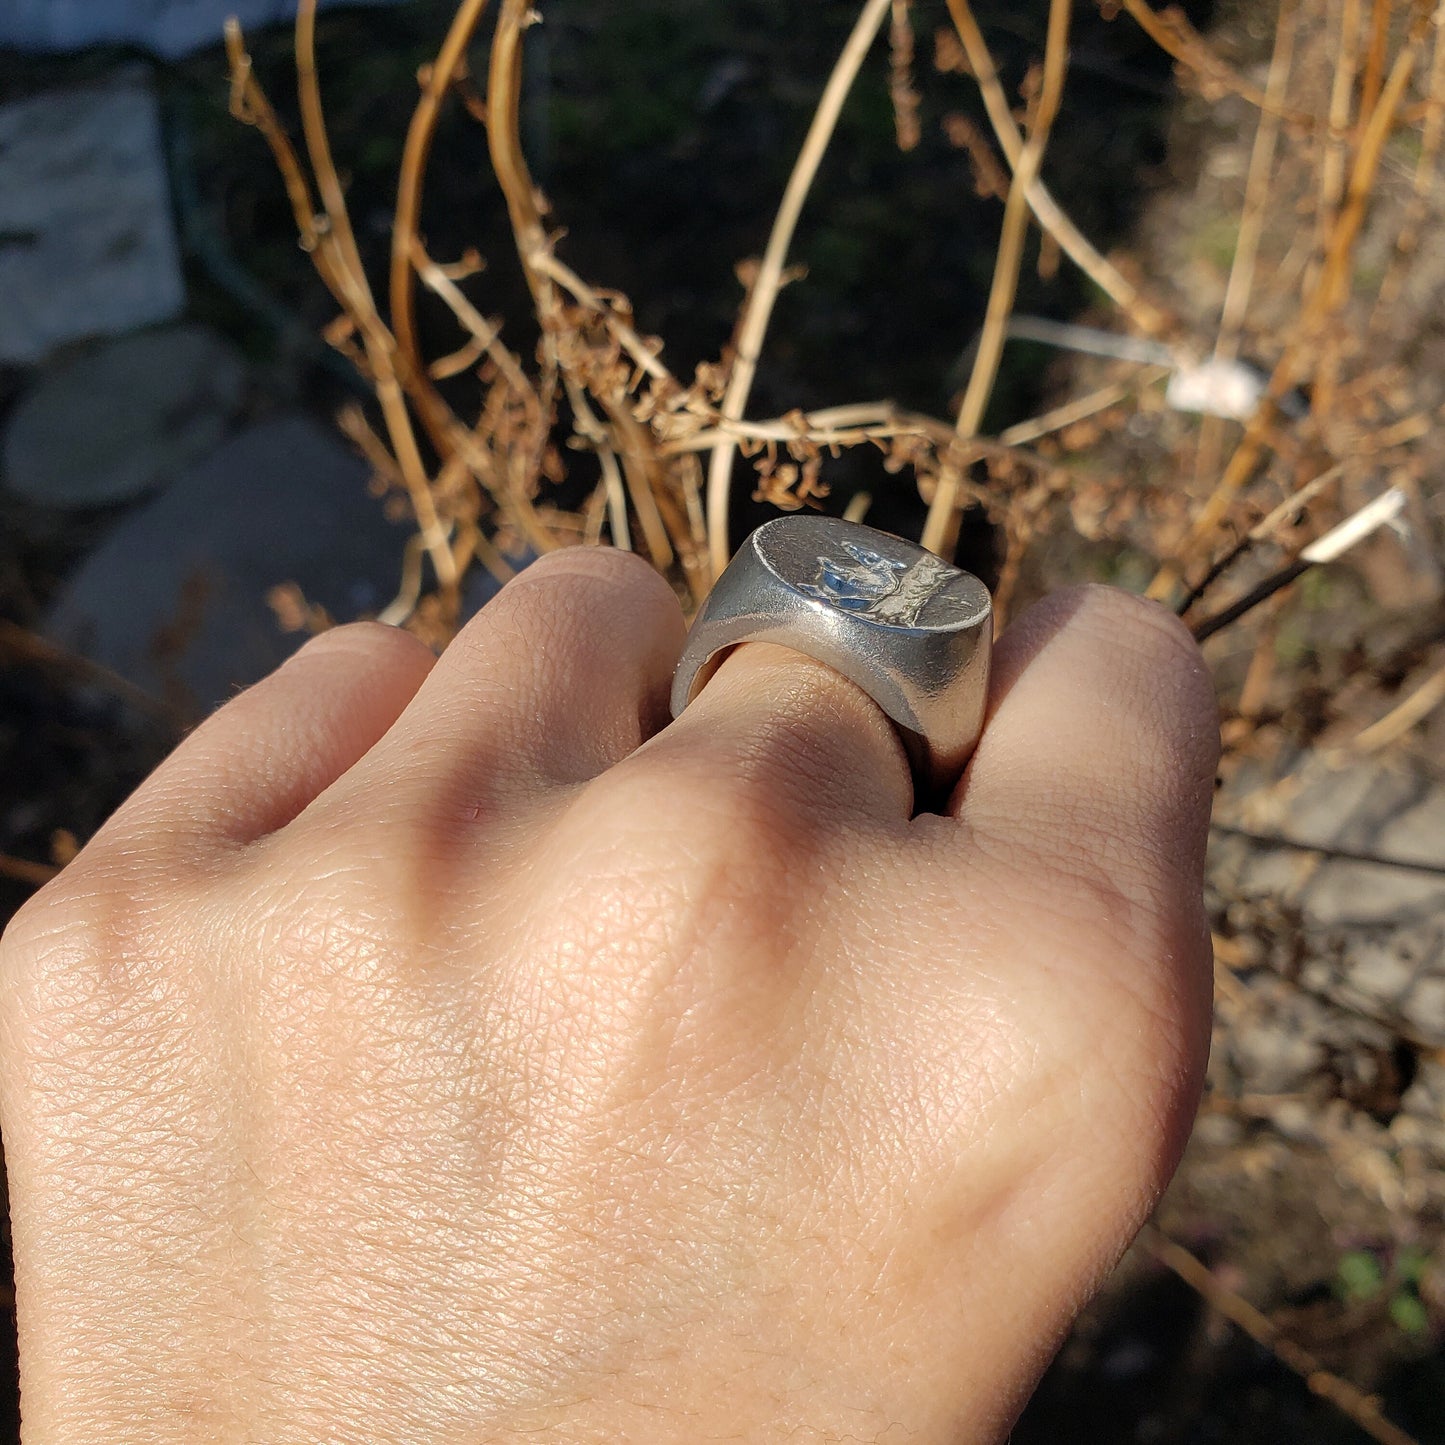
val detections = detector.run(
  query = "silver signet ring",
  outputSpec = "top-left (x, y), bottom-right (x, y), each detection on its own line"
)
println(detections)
top-left (670, 516), bottom-right (993, 804)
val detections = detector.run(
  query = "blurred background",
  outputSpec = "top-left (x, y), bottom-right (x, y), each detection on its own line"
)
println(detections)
top-left (2, 0), bottom-right (1444, 1440)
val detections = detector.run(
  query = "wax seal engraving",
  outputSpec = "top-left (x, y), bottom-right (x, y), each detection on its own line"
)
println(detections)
top-left (797, 541), bottom-right (960, 627)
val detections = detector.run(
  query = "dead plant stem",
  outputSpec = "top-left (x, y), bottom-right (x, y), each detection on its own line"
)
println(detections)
top-left (1315, 0), bottom-right (1363, 287)
top-left (0, 855), bottom-right (59, 889)
top-left (1190, 0), bottom-right (1298, 504)
top-left (1375, 7), bottom-right (1445, 311)
top-left (1149, 3), bottom-right (1429, 600)
top-left (923, 0), bottom-right (1073, 556)
top-left (997, 367), bottom-right (1170, 446)
top-left (1360, 0), bottom-right (1396, 136)
top-left (392, 0), bottom-right (494, 450)
top-left (530, 253), bottom-right (674, 386)
top-left (943, 0), bottom-right (1169, 334)
top-left (705, 0), bottom-right (894, 577)
top-left (1141, 1227), bottom-right (1422, 1445)
top-left (295, 0), bottom-right (375, 312)
top-left (1219, 0), bottom-right (1299, 359)
top-left (1351, 657), bottom-right (1445, 751)
top-left (411, 239), bottom-right (538, 407)
top-left (1115, 0), bottom-right (1317, 128)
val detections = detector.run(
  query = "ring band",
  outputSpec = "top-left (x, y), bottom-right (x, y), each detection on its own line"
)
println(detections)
top-left (671, 516), bottom-right (993, 804)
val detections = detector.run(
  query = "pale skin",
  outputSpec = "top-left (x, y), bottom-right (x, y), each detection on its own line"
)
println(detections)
top-left (0, 549), bottom-right (1218, 1443)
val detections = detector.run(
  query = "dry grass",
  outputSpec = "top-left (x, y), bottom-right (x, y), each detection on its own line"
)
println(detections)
top-left (214, 1), bottom-right (1445, 1438)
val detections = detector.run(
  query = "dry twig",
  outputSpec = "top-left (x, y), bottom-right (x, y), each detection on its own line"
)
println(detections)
top-left (1114, 0), bottom-right (1319, 127)
top-left (944, 0), bottom-right (1172, 334)
top-left (1141, 1227), bottom-right (1422, 1445)
top-left (705, 0), bottom-right (895, 577)
top-left (923, 0), bottom-right (1074, 556)
top-left (1350, 657), bottom-right (1445, 752)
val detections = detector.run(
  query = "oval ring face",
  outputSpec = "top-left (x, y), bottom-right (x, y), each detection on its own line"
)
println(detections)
top-left (753, 516), bottom-right (991, 633)
top-left (671, 516), bottom-right (993, 807)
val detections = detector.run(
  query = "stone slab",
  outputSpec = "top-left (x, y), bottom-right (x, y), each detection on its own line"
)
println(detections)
top-left (0, 84), bottom-right (185, 364)
top-left (46, 415), bottom-right (415, 714)
top-left (0, 0), bottom-right (406, 60)
top-left (3, 324), bottom-right (249, 508)
top-left (1211, 752), bottom-right (1445, 1050)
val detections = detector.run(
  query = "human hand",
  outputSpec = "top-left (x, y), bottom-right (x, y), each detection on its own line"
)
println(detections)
top-left (0, 548), bottom-right (1217, 1443)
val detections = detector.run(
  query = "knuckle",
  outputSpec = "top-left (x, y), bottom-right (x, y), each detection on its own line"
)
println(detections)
top-left (1051, 585), bottom-right (1220, 780)
top-left (0, 867), bottom-right (173, 1036)
top-left (489, 547), bottom-right (682, 642)
top-left (518, 542), bottom-right (672, 595)
top-left (1072, 586), bottom-right (1214, 702)
top-left (293, 619), bottom-right (434, 671)
top-left (557, 758), bottom-right (815, 967)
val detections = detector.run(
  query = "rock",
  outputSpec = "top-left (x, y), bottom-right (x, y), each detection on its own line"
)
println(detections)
top-left (1211, 753), bottom-right (1445, 1057)
top-left (1213, 756), bottom-right (1445, 930)
top-left (1393, 1058), bottom-right (1445, 1160)
top-left (0, 0), bottom-right (404, 60)
top-left (2, 325), bottom-right (248, 508)
top-left (0, 83), bottom-right (185, 364)
top-left (46, 415), bottom-right (413, 715)
top-left (1218, 983), bottom-right (1330, 1096)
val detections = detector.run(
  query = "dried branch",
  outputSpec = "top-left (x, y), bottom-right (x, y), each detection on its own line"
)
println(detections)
top-left (294, 0), bottom-right (375, 314)
top-left (391, 0), bottom-right (494, 450)
top-left (923, 0), bottom-right (1074, 556)
top-left (1186, 0), bottom-right (1299, 500)
top-left (1191, 488), bottom-right (1407, 641)
top-left (1315, 6), bottom-right (1430, 324)
top-left (1148, 5), bottom-right (1431, 601)
top-left (1114, 0), bottom-right (1318, 127)
top-left (998, 367), bottom-right (1170, 446)
top-left (411, 238), bottom-right (538, 408)
top-left (1141, 1226), bottom-right (1422, 1445)
top-left (889, 0), bottom-right (923, 151)
top-left (231, 5), bottom-right (465, 600)
top-left (0, 855), bottom-right (59, 889)
top-left (1375, 8), bottom-right (1445, 311)
top-left (487, 0), bottom-right (563, 347)
top-left (530, 252), bottom-right (675, 387)
top-left (1217, 0), bottom-right (1299, 362)
top-left (1177, 461), bottom-right (1350, 616)
top-left (705, 0), bottom-right (894, 577)
top-left (1210, 822), bottom-right (1445, 878)
top-left (225, 21), bottom-right (331, 267)
top-left (1351, 657), bottom-right (1445, 752)
top-left (944, 0), bottom-right (1172, 334)
top-left (1358, 0), bottom-right (1396, 137)
top-left (662, 402), bottom-right (931, 454)
top-left (1314, 0), bottom-right (1363, 269)
top-left (0, 621), bottom-right (174, 724)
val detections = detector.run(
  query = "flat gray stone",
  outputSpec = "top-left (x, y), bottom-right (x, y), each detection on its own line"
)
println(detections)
top-left (47, 415), bottom-right (413, 714)
top-left (0, 0), bottom-right (405, 60)
top-left (1214, 756), bottom-right (1445, 929)
top-left (1211, 752), bottom-right (1445, 1050)
top-left (1282, 758), bottom-right (1425, 853)
top-left (0, 84), bottom-right (185, 363)
top-left (3, 324), bottom-right (249, 508)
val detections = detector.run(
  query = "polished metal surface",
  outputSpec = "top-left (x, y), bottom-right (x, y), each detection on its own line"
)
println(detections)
top-left (671, 516), bottom-right (993, 803)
